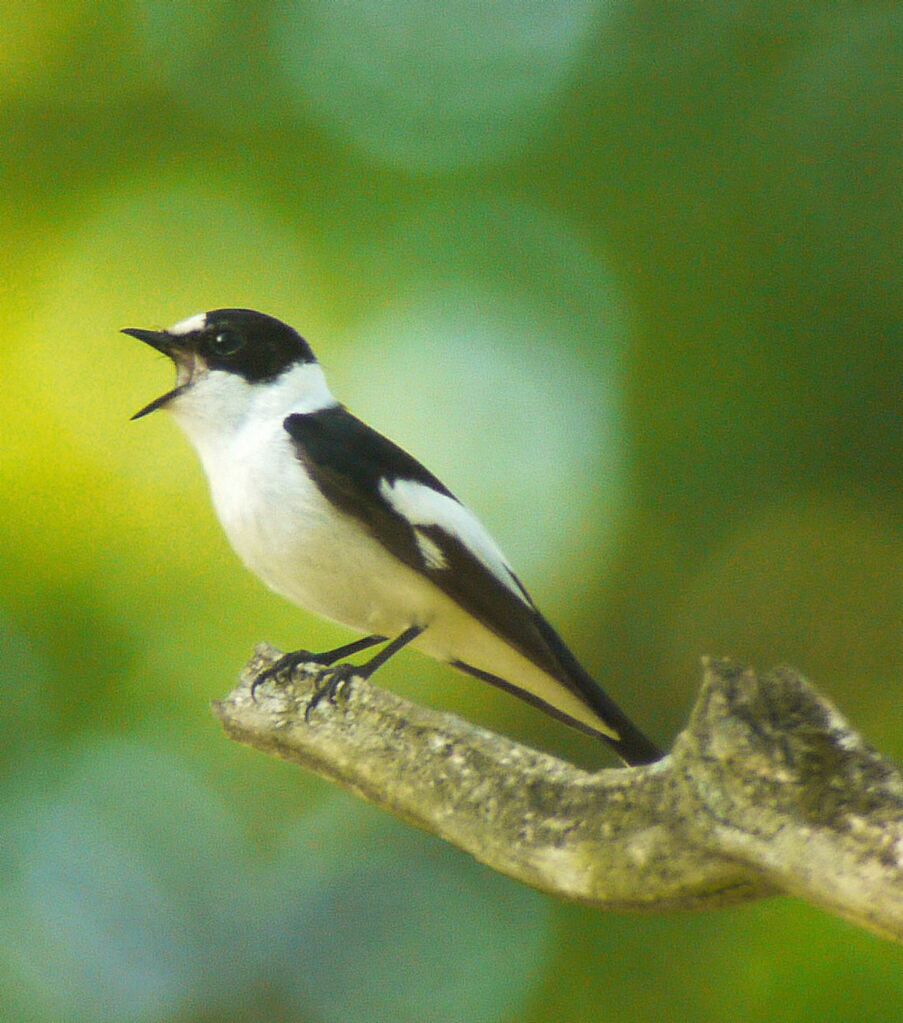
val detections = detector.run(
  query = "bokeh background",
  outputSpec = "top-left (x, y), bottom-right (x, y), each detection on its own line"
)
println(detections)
top-left (1, 3), bottom-right (900, 1021)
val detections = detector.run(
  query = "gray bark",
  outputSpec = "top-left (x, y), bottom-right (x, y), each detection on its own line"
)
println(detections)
top-left (213, 649), bottom-right (902, 944)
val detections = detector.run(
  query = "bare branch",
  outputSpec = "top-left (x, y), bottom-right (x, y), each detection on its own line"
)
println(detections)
top-left (213, 649), bottom-right (902, 943)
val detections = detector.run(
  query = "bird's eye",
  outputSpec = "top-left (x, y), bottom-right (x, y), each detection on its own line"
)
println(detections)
top-left (208, 329), bottom-right (244, 357)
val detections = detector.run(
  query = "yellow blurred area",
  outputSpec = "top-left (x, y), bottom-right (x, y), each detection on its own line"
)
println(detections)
top-left (11, 175), bottom-right (326, 479)
top-left (0, 2), bottom-right (84, 98)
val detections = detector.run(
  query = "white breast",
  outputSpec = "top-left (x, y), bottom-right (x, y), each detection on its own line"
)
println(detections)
top-left (168, 363), bottom-right (442, 636)
top-left (213, 426), bottom-right (374, 621)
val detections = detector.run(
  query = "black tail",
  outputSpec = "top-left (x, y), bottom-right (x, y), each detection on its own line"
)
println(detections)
top-left (528, 614), bottom-right (663, 766)
top-left (453, 657), bottom-right (661, 765)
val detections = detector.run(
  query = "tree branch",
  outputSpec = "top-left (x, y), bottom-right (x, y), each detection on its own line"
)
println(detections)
top-left (213, 649), bottom-right (902, 943)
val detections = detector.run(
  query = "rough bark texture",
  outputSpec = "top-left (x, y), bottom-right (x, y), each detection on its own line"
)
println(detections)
top-left (213, 649), bottom-right (902, 943)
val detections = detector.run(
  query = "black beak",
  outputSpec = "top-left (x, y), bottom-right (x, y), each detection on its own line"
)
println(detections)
top-left (122, 327), bottom-right (186, 419)
top-left (121, 327), bottom-right (174, 355)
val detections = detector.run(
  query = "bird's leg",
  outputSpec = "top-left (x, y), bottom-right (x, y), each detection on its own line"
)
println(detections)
top-left (252, 635), bottom-right (387, 700)
top-left (306, 624), bottom-right (425, 720)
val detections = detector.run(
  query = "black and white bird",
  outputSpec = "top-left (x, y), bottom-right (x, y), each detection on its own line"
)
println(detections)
top-left (124, 309), bottom-right (661, 765)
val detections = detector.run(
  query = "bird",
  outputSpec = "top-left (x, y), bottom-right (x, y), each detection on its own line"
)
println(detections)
top-left (123, 308), bottom-right (661, 765)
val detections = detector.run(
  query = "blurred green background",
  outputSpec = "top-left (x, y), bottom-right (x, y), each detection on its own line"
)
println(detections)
top-left (1, 3), bottom-right (900, 1021)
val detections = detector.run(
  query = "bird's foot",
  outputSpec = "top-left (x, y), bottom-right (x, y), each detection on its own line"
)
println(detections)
top-left (305, 663), bottom-right (359, 722)
top-left (251, 649), bottom-right (323, 701)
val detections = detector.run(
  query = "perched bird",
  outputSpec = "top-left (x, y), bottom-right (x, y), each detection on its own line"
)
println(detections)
top-left (124, 309), bottom-right (661, 764)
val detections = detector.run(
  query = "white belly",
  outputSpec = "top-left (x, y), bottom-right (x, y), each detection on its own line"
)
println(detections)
top-left (201, 420), bottom-right (427, 636)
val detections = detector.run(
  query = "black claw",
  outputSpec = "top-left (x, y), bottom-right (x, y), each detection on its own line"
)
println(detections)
top-left (251, 649), bottom-right (318, 702)
top-left (251, 629), bottom-right (421, 711)
top-left (250, 636), bottom-right (391, 703)
top-left (305, 663), bottom-right (359, 721)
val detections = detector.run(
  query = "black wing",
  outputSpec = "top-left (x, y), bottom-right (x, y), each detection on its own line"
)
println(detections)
top-left (283, 407), bottom-right (556, 665)
top-left (284, 407), bottom-right (660, 764)
top-left (284, 405), bottom-right (454, 581)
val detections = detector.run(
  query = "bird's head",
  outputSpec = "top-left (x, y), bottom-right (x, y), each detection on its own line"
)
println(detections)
top-left (124, 308), bottom-right (325, 429)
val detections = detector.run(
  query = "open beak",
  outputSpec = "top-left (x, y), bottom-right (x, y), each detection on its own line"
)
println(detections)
top-left (122, 327), bottom-right (189, 419)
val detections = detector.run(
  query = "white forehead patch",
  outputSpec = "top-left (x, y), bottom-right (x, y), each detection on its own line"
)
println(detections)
top-left (167, 312), bottom-right (207, 336)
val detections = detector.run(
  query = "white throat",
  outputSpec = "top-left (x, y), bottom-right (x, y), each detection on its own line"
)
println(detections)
top-left (167, 360), bottom-right (337, 463)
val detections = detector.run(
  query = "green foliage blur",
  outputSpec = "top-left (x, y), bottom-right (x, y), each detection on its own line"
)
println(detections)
top-left (1, 3), bottom-right (900, 1021)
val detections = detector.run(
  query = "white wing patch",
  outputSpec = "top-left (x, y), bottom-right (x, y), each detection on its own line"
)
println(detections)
top-left (380, 477), bottom-right (530, 604)
top-left (414, 528), bottom-right (448, 570)
top-left (168, 311), bottom-right (207, 336)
